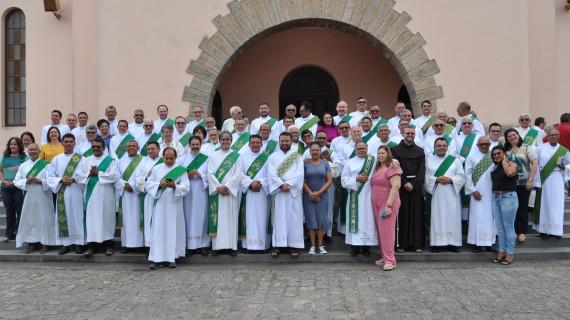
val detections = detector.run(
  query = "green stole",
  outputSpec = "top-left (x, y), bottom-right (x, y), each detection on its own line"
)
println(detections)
top-left (238, 152), bottom-right (269, 239)
top-left (425, 155), bottom-right (456, 224)
top-left (56, 153), bottom-right (83, 237)
top-left (297, 141), bottom-right (305, 155)
top-left (117, 155), bottom-right (143, 227)
top-left (472, 152), bottom-right (493, 186)
top-left (178, 131), bottom-right (193, 148)
top-left (348, 155), bottom-right (375, 233)
top-left (269, 152), bottom-right (302, 234)
top-left (23, 159), bottom-right (49, 199)
top-left (460, 133), bottom-right (477, 158)
top-left (443, 124), bottom-right (455, 136)
top-left (140, 157), bottom-right (163, 230)
top-left (186, 153), bottom-right (208, 172)
top-left (152, 165), bottom-right (187, 209)
top-left (84, 156), bottom-right (114, 211)
top-left (523, 128), bottom-right (539, 146)
top-left (298, 116), bottom-right (320, 132)
top-left (83, 148), bottom-right (93, 157)
top-left (387, 141), bottom-right (397, 148)
top-left (421, 116), bottom-right (436, 134)
top-left (341, 114), bottom-right (353, 122)
top-left (263, 140), bottom-right (278, 155)
top-left (231, 133), bottom-right (251, 152)
top-left (458, 115), bottom-right (476, 133)
top-left (115, 134), bottom-right (135, 159)
top-left (265, 118), bottom-right (277, 128)
top-left (140, 133), bottom-right (161, 156)
top-left (197, 119), bottom-right (205, 127)
top-left (207, 151), bottom-right (240, 236)
top-left (533, 145), bottom-right (568, 224)
top-left (362, 118), bottom-right (388, 142)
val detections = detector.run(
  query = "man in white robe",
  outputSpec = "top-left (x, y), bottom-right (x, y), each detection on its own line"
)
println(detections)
top-left (455, 101), bottom-right (485, 136)
top-left (239, 134), bottom-right (271, 252)
top-left (76, 138), bottom-right (119, 256)
top-left (276, 106), bottom-right (296, 134)
top-left (464, 137), bottom-right (496, 252)
top-left (222, 105), bottom-right (249, 133)
top-left (515, 113), bottom-right (543, 147)
top-left (109, 120), bottom-right (135, 160)
top-left (231, 118), bottom-right (251, 154)
top-left (250, 103), bottom-right (278, 139)
top-left (424, 119), bottom-right (458, 158)
top-left (268, 132), bottom-right (305, 256)
top-left (348, 97), bottom-right (369, 125)
top-left (488, 123), bottom-right (503, 148)
top-left (75, 124), bottom-right (109, 157)
top-left (145, 147), bottom-right (189, 269)
top-left (186, 106), bottom-right (205, 134)
top-left (173, 116), bottom-right (190, 143)
top-left (532, 128), bottom-right (570, 237)
top-left (341, 140), bottom-right (378, 255)
top-left (179, 136), bottom-right (211, 255)
top-left (207, 131), bottom-right (243, 255)
top-left (201, 129), bottom-right (220, 156)
top-left (46, 134), bottom-right (85, 255)
top-left (134, 141), bottom-right (162, 248)
top-left (153, 104), bottom-right (174, 134)
top-left (115, 140), bottom-right (144, 252)
top-left (367, 124), bottom-right (395, 156)
top-left (137, 119), bottom-right (161, 157)
top-left (70, 112), bottom-right (90, 145)
top-left (128, 109), bottom-right (145, 138)
top-left (425, 137), bottom-right (466, 252)
top-left (295, 101), bottom-right (319, 137)
top-left (425, 109), bottom-right (458, 140)
top-left (41, 109), bottom-right (70, 145)
top-left (14, 143), bottom-right (56, 253)
top-left (415, 100), bottom-right (436, 138)
top-left (389, 119), bottom-right (424, 148)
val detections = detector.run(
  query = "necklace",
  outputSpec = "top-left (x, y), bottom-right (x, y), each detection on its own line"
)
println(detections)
top-left (49, 143), bottom-right (60, 151)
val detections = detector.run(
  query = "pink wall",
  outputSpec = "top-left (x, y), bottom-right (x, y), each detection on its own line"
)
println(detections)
top-left (217, 27), bottom-right (403, 121)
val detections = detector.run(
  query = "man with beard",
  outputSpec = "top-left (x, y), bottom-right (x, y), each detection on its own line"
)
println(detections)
top-left (250, 103), bottom-right (277, 138)
top-left (231, 118), bottom-right (251, 153)
top-left (179, 136), bottom-right (210, 255)
top-left (424, 119), bottom-right (458, 158)
top-left (76, 124), bottom-right (109, 157)
top-left (391, 126), bottom-right (426, 253)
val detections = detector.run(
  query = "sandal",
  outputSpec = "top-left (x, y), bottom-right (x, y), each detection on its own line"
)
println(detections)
top-left (375, 259), bottom-right (385, 266)
top-left (396, 248), bottom-right (405, 253)
top-left (415, 248), bottom-right (422, 253)
top-left (383, 264), bottom-right (396, 271)
top-left (493, 252), bottom-right (506, 263)
top-left (271, 249), bottom-right (280, 257)
top-left (501, 254), bottom-right (513, 265)
top-left (105, 248), bottom-right (114, 256)
top-left (2, 237), bottom-right (9, 242)
top-left (290, 249), bottom-right (299, 257)
top-left (518, 234), bottom-right (526, 243)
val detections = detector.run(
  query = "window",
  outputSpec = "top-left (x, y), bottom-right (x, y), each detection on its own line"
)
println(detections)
top-left (5, 9), bottom-right (25, 126)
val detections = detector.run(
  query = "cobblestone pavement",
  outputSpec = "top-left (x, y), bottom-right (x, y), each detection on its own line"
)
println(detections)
top-left (1, 260), bottom-right (569, 319)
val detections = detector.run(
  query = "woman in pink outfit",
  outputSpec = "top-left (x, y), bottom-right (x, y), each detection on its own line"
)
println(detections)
top-left (316, 112), bottom-right (340, 147)
top-left (370, 145), bottom-right (401, 271)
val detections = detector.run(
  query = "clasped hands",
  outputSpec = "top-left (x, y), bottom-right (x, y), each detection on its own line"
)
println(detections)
top-left (216, 185), bottom-right (229, 196)
top-left (436, 176), bottom-right (453, 185)
top-left (308, 191), bottom-right (321, 203)
top-left (249, 181), bottom-right (262, 192)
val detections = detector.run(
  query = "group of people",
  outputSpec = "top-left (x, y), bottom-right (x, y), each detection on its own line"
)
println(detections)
top-left (1, 99), bottom-right (569, 270)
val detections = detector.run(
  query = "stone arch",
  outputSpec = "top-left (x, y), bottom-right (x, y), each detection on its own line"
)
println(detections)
top-left (183, 0), bottom-right (443, 119)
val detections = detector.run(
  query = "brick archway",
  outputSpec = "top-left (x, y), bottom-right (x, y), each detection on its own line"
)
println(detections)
top-left (183, 0), bottom-right (443, 118)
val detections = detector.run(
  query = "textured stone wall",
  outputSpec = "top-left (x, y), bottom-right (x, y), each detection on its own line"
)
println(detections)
top-left (183, 0), bottom-right (443, 118)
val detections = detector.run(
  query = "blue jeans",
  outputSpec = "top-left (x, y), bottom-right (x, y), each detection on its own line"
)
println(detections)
top-left (492, 192), bottom-right (518, 254)
top-left (1, 186), bottom-right (23, 238)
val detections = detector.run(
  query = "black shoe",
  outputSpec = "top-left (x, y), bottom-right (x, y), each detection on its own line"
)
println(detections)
top-left (229, 250), bottom-right (237, 256)
top-left (40, 245), bottom-right (49, 254)
top-left (362, 247), bottom-right (370, 256)
top-left (25, 245), bottom-right (37, 254)
top-left (121, 247), bottom-right (128, 254)
top-left (200, 247), bottom-right (209, 256)
top-left (59, 246), bottom-right (69, 255)
top-left (485, 246), bottom-right (497, 253)
top-left (450, 246), bottom-right (460, 253)
top-left (350, 246), bottom-right (358, 256)
top-left (211, 250), bottom-right (219, 256)
top-left (323, 235), bottom-right (332, 243)
top-left (149, 263), bottom-right (158, 270)
top-left (472, 246), bottom-right (481, 253)
top-left (169, 262), bottom-right (177, 268)
top-left (83, 249), bottom-right (94, 257)
top-left (74, 245), bottom-right (84, 254)
top-left (430, 247), bottom-right (439, 253)
top-left (540, 233), bottom-right (548, 239)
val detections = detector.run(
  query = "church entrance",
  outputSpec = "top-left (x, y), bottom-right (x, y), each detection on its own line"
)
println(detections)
top-left (278, 66), bottom-right (339, 119)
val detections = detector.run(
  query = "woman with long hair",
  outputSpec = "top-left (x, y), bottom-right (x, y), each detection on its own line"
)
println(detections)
top-left (0, 137), bottom-right (27, 241)
top-left (40, 126), bottom-right (64, 162)
top-left (317, 112), bottom-right (339, 147)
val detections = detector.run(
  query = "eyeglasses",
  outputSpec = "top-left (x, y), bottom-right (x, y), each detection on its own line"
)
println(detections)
top-left (433, 124), bottom-right (444, 127)
top-left (355, 147), bottom-right (367, 151)
top-left (86, 132), bottom-right (97, 135)
top-left (91, 146), bottom-right (102, 149)
top-left (286, 109), bottom-right (296, 112)
top-left (478, 143), bottom-right (491, 147)
top-left (220, 138), bottom-right (231, 141)
top-left (520, 118), bottom-right (530, 122)
top-left (290, 132), bottom-right (299, 135)
top-left (548, 133), bottom-right (560, 137)
top-left (369, 110), bottom-right (380, 113)
top-left (134, 114), bottom-right (144, 117)
top-left (176, 122), bottom-right (185, 125)
top-left (490, 130), bottom-right (502, 133)
top-left (144, 125), bottom-right (153, 127)
top-left (67, 119), bottom-right (77, 122)
top-left (404, 132), bottom-right (415, 135)
top-left (317, 137), bottom-right (327, 140)
top-left (339, 126), bottom-right (350, 130)
top-left (448, 121), bottom-right (456, 125)
top-left (462, 122), bottom-right (473, 125)
top-left (357, 101), bottom-right (367, 104)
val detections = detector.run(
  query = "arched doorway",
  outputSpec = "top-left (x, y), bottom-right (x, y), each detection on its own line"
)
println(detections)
top-left (279, 66), bottom-right (339, 119)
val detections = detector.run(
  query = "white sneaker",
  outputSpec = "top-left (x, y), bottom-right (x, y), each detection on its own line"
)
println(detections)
top-left (319, 246), bottom-right (327, 254)
top-left (308, 246), bottom-right (316, 255)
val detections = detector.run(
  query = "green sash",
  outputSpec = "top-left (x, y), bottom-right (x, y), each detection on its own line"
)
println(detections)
top-left (117, 155), bottom-right (143, 227)
top-left (421, 116), bottom-right (436, 134)
top-left (140, 133), bottom-right (161, 156)
top-left (178, 131), bottom-right (193, 148)
top-left (533, 145), bottom-right (569, 224)
top-left (297, 141), bottom-right (305, 155)
top-left (265, 118), bottom-right (277, 128)
top-left (186, 153), bottom-right (208, 172)
top-left (207, 151), bottom-right (240, 236)
top-left (56, 153), bottom-right (82, 238)
top-left (231, 133), bottom-right (251, 152)
top-left (238, 152), bottom-right (269, 239)
top-left (140, 157), bottom-right (164, 230)
top-left (460, 133), bottom-right (476, 158)
top-left (264, 140), bottom-right (278, 155)
top-left (387, 141), bottom-right (397, 148)
top-left (443, 124), bottom-right (455, 136)
top-left (197, 119), bottom-right (205, 127)
top-left (425, 155), bottom-right (456, 225)
top-left (84, 156), bottom-right (114, 210)
top-left (341, 114), bottom-right (353, 122)
top-left (298, 116), bottom-right (320, 132)
top-left (362, 118), bottom-right (388, 143)
top-left (23, 159), bottom-right (49, 199)
top-left (165, 118), bottom-right (175, 126)
top-left (410, 124), bottom-right (417, 129)
top-left (115, 134), bottom-right (135, 159)
top-left (472, 152), bottom-right (492, 186)
top-left (348, 155), bottom-right (375, 233)
top-left (83, 148), bottom-right (93, 157)
top-left (152, 165), bottom-right (187, 209)
top-left (523, 128), bottom-right (539, 146)
top-left (269, 152), bottom-right (302, 234)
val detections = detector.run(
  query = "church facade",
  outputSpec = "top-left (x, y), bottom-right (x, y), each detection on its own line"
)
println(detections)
top-left (1, 0), bottom-right (569, 138)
